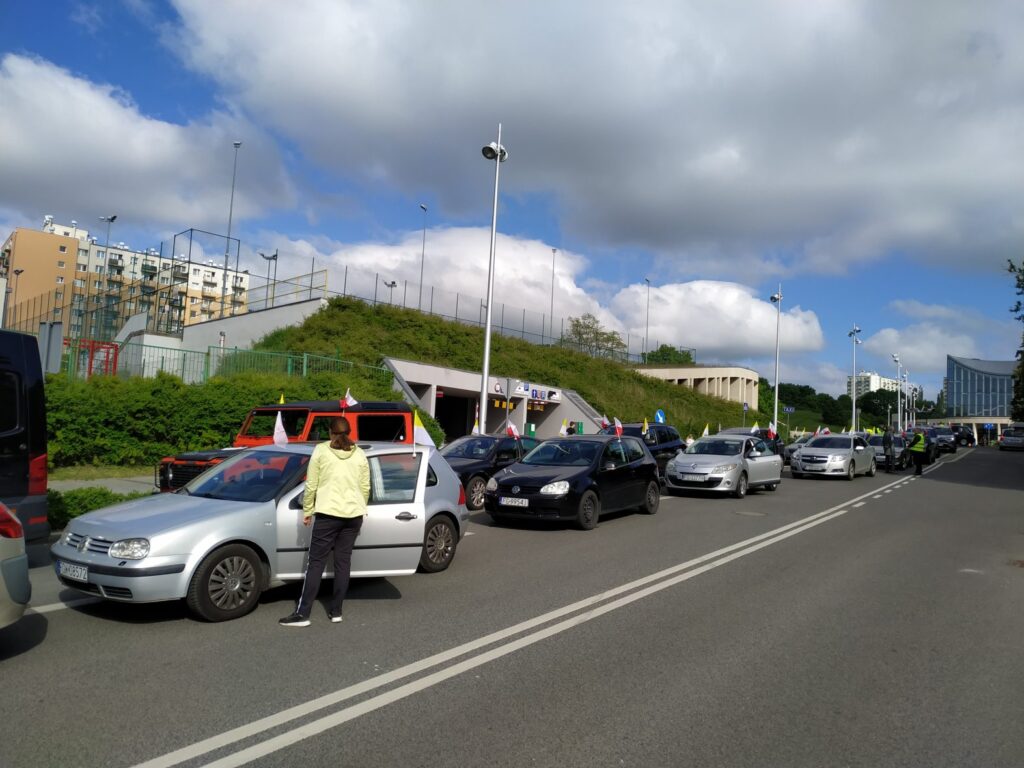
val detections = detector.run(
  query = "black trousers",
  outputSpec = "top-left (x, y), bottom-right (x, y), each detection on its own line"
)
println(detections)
top-left (296, 514), bottom-right (364, 617)
top-left (911, 452), bottom-right (925, 474)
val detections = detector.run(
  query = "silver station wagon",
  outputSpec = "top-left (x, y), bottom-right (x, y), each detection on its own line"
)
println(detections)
top-left (51, 443), bottom-right (469, 621)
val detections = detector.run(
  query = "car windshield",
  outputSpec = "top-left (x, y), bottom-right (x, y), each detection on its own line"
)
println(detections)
top-left (806, 436), bottom-right (852, 449)
top-left (182, 449), bottom-right (309, 502)
top-left (441, 436), bottom-right (496, 459)
top-left (522, 440), bottom-right (599, 466)
top-left (1005, 428), bottom-right (1024, 438)
top-left (685, 439), bottom-right (744, 456)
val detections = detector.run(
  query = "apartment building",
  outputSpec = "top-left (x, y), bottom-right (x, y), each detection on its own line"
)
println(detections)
top-left (847, 370), bottom-right (901, 398)
top-left (1, 216), bottom-right (249, 336)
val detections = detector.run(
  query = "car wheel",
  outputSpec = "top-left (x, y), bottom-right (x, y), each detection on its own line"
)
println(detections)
top-left (640, 480), bottom-right (660, 515)
top-left (866, 459), bottom-right (876, 477)
top-left (186, 544), bottom-right (263, 622)
top-left (465, 476), bottom-right (486, 511)
top-left (577, 490), bottom-right (600, 530)
top-left (733, 473), bottom-right (748, 499)
top-left (845, 462), bottom-right (855, 481)
top-left (959, 437), bottom-right (969, 446)
top-left (419, 516), bottom-right (457, 573)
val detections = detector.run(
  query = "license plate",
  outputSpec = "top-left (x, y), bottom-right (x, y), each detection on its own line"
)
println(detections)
top-left (681, 473), bottom-right (704, 482)
top-left (58, 561), bottom-right (88, 582)
top-left (499, 496), bottom-right (529, 507)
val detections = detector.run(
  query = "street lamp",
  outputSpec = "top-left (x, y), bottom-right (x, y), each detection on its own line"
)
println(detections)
top-left (478, 124), bottom-right (508, 435)
top-left (549, 248), bottom-right (557, 345)
top-left (418, 204), bottom-right (428, 310)
top-left (11, 268), bottom-right (24, 328)
top-left (259, 250), bottom-right (278, 309)
top-left (848, 324), bottom-right (862, 431)
top-left (97, 215), bottom-right (116, 337)
top-left (382, 279), bottom-right (398, 304)
top-left (770, 285), bottom-right (783, 435)
top-left (892, 353), bottom-right (902, 431)
top-left (222, 140), bottom-right (242, 318)
top-left (643, 277), bottom-right (651, 363)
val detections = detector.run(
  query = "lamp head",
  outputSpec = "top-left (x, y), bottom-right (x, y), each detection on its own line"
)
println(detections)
top-left (420, 203), bottom-right (427, 212)
top-left (14, 268), bottom-right (24, 276)
top-left (481, 142), bottom-right (508, 162)
top-left (233, 141), bottom-right (242, 149)
top-left (770, 293), bottom-right (781, 303)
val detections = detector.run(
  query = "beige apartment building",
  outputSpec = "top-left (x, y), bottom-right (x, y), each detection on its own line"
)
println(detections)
top-left (1, 216), bottom-right (249, 337)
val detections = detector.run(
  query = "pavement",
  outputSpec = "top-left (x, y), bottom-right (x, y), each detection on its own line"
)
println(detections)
top-left (48, 474), bottom-right (157, 495)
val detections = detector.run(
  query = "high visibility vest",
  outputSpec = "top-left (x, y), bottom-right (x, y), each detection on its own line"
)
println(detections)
top-left (908, 434), bottom-right (926, 453)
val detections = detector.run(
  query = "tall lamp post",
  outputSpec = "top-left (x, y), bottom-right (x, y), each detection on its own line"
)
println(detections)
top-left (97, 215), bottom-right (117, 337)
top-left (770, 285), bottom-right (783, 435)
top-left (382, 279), bottom-right (398, 304)
top-left (11, 268), bottom-right (24, 329)
top-left (848, 324), bottom-right (862, 431)
top-left (478, 124), bottom-right (508, 435)
top-left (222, 140), bottom-right (242, 318)
top-left (259, 250), bottom-right (278, 309)
top-left (904, 371), bottom-right (911, 428)
top-left (892, 353), bottom-right (902, 431)
top-left (643, 277), bottom-right (651, 363)
top-left (549, 248), bottom-right (557, 345)
top-left (417, 204), bottom-right (428, 310)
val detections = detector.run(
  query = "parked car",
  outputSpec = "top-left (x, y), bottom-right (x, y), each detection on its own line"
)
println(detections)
top-left (0, 502), bottom-right (31, 629)
top-left (0, 330), bottom-right (49, 542)
top-left (664, 434), bottom-right (783, 498)
top-left (718, 427), bottom-right (785, 456)
top-left (999, 426), bottom-right (1024, 451)
top-left (783, 434), bottom-right (813, 465)
top-left (867, 434), bottom-right (907, 470)
top-left (484, 434), bottom-right (660, 530)
top-left (441, 434), bottom-right (540, 510)
top-left (931, 426), bottom-right (958, 454)
top-left (52, 443), bottom-right (469, 622)
top-left (598, 422), bottom-right (684, 480)
top-left (920, 427), bottom-right (940, 464)
top-left (790, 434), bottom-right (876, 480)
top-left (950, 425), bottom-right (977, 447)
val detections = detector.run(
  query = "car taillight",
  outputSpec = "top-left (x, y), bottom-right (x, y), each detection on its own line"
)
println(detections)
top-left (0, 503), bottom-right (23, 539)
top-left (458, 484), bottom-right (466, 506)
top-left (28, 453), bottom-right (48, 496)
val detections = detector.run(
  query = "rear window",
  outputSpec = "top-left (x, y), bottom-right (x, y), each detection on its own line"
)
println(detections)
top-left (243, 410), bottom-right (309, 438)
top-left (355, 414), bottom-right (408, 442)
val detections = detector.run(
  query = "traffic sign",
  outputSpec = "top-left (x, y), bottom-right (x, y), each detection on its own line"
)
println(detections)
top-left (654, 409), bottom-right (666, 424)
top-left (743, 402), bottom-right (749, 412)
top-left (783, 406), bottom-right (795, 413)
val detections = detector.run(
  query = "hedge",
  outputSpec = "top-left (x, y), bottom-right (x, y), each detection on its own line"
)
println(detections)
top-left (47, 488), bottom-right (151, 530)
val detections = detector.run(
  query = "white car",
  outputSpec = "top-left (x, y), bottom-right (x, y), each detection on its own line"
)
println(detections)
top-left (664, 435), bottom-right (783, 498)
top-left (791, 434), bottom-right (876, 480)
top-left (51, 443), bottom-right (469, 622)
top-left (1, 502), bottom-right (32, 629)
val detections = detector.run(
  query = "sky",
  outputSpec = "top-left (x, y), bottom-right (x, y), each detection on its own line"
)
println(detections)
top-left (2, 0), bottom-right (1022, 406)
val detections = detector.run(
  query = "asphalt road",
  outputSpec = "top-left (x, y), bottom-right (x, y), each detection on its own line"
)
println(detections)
top-left (3, 448), bottom-right (1023, 768)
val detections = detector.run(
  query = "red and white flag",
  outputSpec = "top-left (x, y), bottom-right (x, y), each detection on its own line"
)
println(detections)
top-left (341, 388), bottom-right (358, 408)
top-left (821, 427), bottom-right (831, 435)
top-left (600, 414), bottom-right (610, 429)
top-left (506, 422), bottom-right (520, 439)
top-left (767, 421), bottom-right (776, 439)
top-left (813, 425), bottom-right (821, 436)
top-left (613, 417), bottom-right (623, 437)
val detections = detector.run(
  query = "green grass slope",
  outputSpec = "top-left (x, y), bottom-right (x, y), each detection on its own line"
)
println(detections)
top-left (254, 297), bottom-right (766, 438)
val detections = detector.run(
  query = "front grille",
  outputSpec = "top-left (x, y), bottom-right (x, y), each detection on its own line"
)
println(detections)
top-left (800, 455), bottom-right (828, 465)
top-left (168, 463), bottom-right (208, 488)
top-left (58, 576), bottom-right (101, 595)
top-left (64, 532), bottom-right (113, 555)
top-left (498, 484), bottom-right (542, 495)
top-left (101, 585), bottom-right (134, 599)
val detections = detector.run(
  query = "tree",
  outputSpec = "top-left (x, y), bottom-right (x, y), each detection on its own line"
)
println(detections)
top-left (563, 313), bottom-right (627, 358)
top-left (1010, 259), bottom-right (1024, 421)
top-left (645, 344), bottom-right (694, 365)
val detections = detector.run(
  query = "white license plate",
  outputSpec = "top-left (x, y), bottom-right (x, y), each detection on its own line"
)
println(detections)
top-left (499, 496), bottom-right (529, 507)
top-left (58, 561), bottom-right (88, 582)
top-left (681, 473), bottom-right (704, 482)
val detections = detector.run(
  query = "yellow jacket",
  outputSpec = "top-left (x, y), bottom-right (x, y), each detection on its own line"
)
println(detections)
top-left (302, 443), bottom-right (370, 519)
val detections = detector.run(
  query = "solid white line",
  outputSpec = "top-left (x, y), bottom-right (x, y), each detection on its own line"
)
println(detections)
top-left (135, 472), bottom-right (913, 768)
top-left (30, 597), bottom-right (102, 614)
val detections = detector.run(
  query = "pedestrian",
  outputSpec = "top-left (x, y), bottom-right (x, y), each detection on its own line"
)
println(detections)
top-left (907, 427), bottom-right (926, 476)
top-left (882, 425), bottom-right (895, 473)
top-left (685, 434), bottom-right (695, 448)
top-left (280, 415), bottom-right (370, 627)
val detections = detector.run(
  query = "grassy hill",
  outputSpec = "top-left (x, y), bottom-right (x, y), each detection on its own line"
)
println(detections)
top-left (253, 297), bottom-right (767, 438)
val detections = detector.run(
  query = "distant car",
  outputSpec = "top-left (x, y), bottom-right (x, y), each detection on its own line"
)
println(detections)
top-left (51, 443), bottom-right (469, 622)
top-left (932, 426), bottom-right (958, 454)
top-left (440, 434), bottom-right (540, 510)
top-left (950, 425), bottom-right (976, 447)
top-left (0, 502), bottom-right (31, 629)
top-left (664, 435), bottom-right (783, 498)
top-left (484, 435), bottom-right (660, 530)
top-left (867, 434), bottom-right (907, 470)
top-left (718, 427), bottom-right (785, 457)
top-left (999, 427), bottom-right (1024, 451)
top-left (790, 434), bottom-right (876, 480)
top-left (598, 422), bottom-right (684, 480)
top-left (783, 434), bottom-right (813, 465)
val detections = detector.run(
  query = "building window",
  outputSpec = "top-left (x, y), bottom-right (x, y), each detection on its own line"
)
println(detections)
top-left (190, 310), bottom-right (198, 318)
top-left (73, 279), bottom-right (85, 288)
top-left (55, 291), bottom-right (63, 301)
top-left (59, 245), bottom-right (67, 253)
top-left (77, 263), bottom-right (88, 272)
top-left (57, 260), bottom-right (66, 268)
top-left (190, 296), bottom-right (198, 304)
top-left (129, 287), bottom-right (137, 296)
top-left (56, 276), bottom-right (64, 284)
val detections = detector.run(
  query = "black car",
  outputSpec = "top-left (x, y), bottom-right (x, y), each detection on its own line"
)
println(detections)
top-left (598, 422), bottom-right (684, 480)
top-left (950, 425), bottom-right (976, 447)
top-left (931, 426), bottom-right (958, 454)
top-left (718, 427), bottom-right (785, 456)
top-left (440, 434), bottom-right (540, 510)
top-left (483, 434), bottom-right (660, 530)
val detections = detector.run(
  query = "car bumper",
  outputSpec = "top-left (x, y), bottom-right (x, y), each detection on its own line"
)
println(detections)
top-left (49, 544), bottom-right (189, 603)
top-left (792, 461), bottom-right (848, 475)
top-left (0, 552), bottom-right (31, 628)
top-left (663, 469), bottom-right (738, 493)
top-left (5, 494), bottom-right (50, 542)
top-left (483, 492), bottom-right (579, 521)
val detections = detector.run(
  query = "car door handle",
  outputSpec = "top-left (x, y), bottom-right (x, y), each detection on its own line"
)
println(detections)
top-left (395, 512), bottom-right (418, 521)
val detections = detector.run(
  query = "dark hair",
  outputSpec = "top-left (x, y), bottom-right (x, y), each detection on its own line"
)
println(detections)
top-left (329, 416), bottom-right (354, 450)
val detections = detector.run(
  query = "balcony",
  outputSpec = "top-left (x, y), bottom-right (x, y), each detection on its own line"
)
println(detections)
top-left (140, 263), bottom-right (158, 275)
top-left (201, 288), bottom-right (220, 299)
top-left (108, 256), bottom-right (124, 268)
top-left (231, 295), bottom-right (245, 304)
top-left (172, 264), bottom-right (189, 277)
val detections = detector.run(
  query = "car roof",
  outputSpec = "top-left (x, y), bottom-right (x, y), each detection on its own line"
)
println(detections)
top-left (248, 441), bottom-right (434, 457)
top-left (556, 434), bottom-right (633, 444)
top-left (251, 401), bottom-right (412, 413)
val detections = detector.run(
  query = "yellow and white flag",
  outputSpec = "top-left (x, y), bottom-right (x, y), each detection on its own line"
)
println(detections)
top-left (702, 424), bottom-right (709, 437)
top-left (642, 417), bottom-right (650, 434)
top-left (413, 411), bottom-right (436, 448)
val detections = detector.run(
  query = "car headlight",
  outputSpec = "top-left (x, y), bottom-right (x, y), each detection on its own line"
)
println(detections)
top-left (485, 477), bottom-right (497, 491)
top-left (108, 538), bottom-right (150, 560)
top-left (540, 480), bottom-right (570, 495)
top-left (711, 463), bottom-right (739, 473)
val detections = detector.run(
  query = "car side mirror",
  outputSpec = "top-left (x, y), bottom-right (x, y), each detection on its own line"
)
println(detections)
top-left (747, 450), bottom-right (760, 458)
top-left (854, 445), bottom-right (864, 452)
top-left (603, 461), bottom-right (617, 471)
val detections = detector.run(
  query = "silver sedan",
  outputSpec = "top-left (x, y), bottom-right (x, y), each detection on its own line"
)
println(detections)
top-left (50, 443), bottom-right (470, 622)
top-left (790, 434), bottom-right (876, 480)
top-left (664, 435), bottom-right (783, 498)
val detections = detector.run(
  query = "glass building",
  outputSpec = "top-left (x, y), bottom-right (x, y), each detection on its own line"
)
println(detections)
top-left (945, 355), bottom-right (1016, 419)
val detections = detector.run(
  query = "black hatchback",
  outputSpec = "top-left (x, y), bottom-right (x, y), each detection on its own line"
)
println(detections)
top-left (598, 422), bottom-right (684, 481)
top-left (483, 434), bottom-right (660, 530)
top-left (440, 434), bottom-right (539, 510)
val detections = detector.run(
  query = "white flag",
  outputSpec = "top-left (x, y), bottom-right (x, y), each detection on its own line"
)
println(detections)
top-left (342, 388), bottom-right (358, 408)
top-left (273, 411), bottom-right (288, 447)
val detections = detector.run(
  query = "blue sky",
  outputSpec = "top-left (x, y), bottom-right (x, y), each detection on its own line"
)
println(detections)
top-left (2, 0), bottom-right (1022, 404)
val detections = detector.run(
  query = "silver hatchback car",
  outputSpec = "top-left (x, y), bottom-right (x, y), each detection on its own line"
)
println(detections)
top-left (664, 435), bottom-right (783, 498)
top-left (1, 502), bottom-right (32, 629)
top-left (791, 434), bottom-right (876, 480)
top-left (51, 443), bottom-right (470, 621)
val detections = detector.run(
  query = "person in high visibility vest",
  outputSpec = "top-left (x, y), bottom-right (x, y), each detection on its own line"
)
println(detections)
top-left (907, 427), bottom-right (927, 476)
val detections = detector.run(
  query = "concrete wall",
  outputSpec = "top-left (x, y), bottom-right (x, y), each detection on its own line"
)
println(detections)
top-left (638, 365), bottom-right (760, 411)
top-left (181, 298), bottom-right (327, 351)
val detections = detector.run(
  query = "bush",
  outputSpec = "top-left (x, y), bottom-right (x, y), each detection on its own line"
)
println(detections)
top-left (47, 487), bottom-right (151, 530)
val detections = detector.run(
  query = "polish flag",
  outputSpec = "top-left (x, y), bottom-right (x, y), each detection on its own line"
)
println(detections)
top-left (613, 417), bottom-right (623, 437)
top-left (506, 422), bottom-right (520, 439)
top-left (813, 425), bottom-right (821, 436)
top-left (767, 422), bottom-right (776, 440)
top-left (600, 414), bottom-right (610, 429)
top-left (341, 388), bottom-right (358, 408)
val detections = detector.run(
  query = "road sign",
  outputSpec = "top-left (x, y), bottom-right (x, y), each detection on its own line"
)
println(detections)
top-left (743, 402), bottom-right (749, 412)
top-left (783, 406), bottom-right (795, 413)
top-left (654, 409), bottom-right (666, 424)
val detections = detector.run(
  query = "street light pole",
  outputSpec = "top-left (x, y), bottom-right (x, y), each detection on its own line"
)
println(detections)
top-left (97, 215), bottom-right (117, 338)
top-left (892, 353), bottom-right (902, 431)
top-left (643, 277), bottom-right (651, 363)
top-left (383, 279), bottom-right (398, 304)
top-left (478, 124), bottom-right (508, 435)
top-left (418, 204), bottom-right (428, 310)
top-left (222, 140), bottom-right (242, 318)
top-left (549, 248), bottom-right (556, 345)
top-left (259, 250), bottom-right (278, 309)
top-left (848, 324), bottom-right (861, 431)
top-left (770, 285), bottom-right (783, 434)
top-left (11, 268), bottom-right (24, 329)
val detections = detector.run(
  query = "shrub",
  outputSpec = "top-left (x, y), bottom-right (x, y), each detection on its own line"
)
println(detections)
top-left (47, 487), bottom-right (150, 530)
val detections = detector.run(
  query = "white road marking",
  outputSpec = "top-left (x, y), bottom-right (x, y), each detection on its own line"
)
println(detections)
top-left (853, 502), bottom-right (865, 508)
top-left (134, 472), bottom-right (914, 768)
top-left (873, 495), bottom-right (882, 499)
top-left (29, 597), bottom-right (102, 614)
top-left (884, 489), bottom-right (892, 494)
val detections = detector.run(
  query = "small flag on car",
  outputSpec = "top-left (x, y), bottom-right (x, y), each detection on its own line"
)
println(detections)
top-left (613, 417), bottom-right (623, 437)
top-left (273, 411), bottom-right (288, 447)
